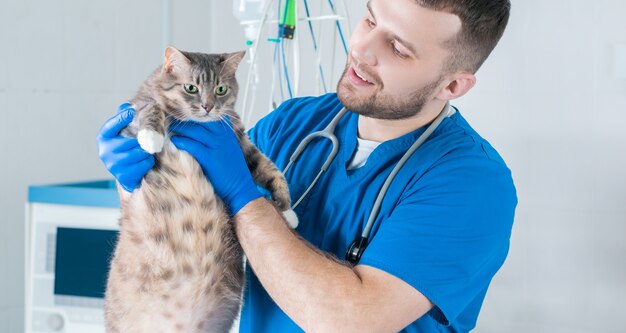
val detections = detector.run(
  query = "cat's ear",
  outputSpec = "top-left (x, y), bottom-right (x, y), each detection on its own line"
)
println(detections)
top-left (163, 47), bottom-right (191, 74)
top-left (220, 51), bottom-right (246, 75)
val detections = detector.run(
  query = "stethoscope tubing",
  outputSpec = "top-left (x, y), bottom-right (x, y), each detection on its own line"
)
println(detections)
top-left (361, 103), bottom-right (451, 238)
top-left (282, 107), bottom-right (348, 209)
top-left (282, 103), bottom-right (451, 262)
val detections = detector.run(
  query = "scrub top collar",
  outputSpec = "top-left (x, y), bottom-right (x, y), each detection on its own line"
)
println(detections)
top-left (339, 107), bottom-right (457, 174)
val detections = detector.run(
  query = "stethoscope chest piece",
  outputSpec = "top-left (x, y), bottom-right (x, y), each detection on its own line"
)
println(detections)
top-left (345, 236), bottom-right (368, 265)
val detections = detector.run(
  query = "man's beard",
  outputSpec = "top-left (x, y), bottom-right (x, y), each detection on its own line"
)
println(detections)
top-left (336, 65), bottom-right (444, 120)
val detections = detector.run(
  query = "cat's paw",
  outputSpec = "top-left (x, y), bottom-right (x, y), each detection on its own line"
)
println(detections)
top-left (282, 209), bottom-right (299, 229)
top-left (137, 129), bottom-right (164, 154)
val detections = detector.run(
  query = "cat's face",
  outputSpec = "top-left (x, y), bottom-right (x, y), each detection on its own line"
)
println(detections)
top-left (158, 48), bottom-right (245, 122)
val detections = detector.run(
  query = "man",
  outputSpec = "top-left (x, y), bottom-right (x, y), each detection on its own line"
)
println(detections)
top-left (98, 0), bottom-right (516, 331)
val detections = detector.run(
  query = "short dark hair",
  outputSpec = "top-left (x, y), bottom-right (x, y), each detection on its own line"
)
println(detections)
top-left (416, 0), bottom-right (511, 73)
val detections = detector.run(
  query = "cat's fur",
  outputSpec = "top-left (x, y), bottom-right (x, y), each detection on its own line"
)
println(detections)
top-left (104, 47), bottom-right (295, 333)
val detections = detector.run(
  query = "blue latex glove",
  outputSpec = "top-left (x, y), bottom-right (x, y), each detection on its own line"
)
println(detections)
top-left (170, 118), bottom-right (262, 215)
top-left (97, 103), bottom-right (155, 192)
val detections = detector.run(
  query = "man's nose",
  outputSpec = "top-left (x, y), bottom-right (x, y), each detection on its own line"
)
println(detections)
top-left (351, 34), bottom-right (378, 67)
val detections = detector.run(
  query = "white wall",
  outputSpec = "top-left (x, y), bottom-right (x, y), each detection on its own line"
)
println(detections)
top-left (461, 1), bottom-right (626, 332)
top-left (1, 0), bottom-right (625, 332)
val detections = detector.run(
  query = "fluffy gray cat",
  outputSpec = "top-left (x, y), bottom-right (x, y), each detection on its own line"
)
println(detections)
top-left (104, 47), bottom-right (297, 333)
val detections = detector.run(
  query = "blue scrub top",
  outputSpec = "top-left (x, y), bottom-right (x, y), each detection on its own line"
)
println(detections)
top-left (241, 93), bottom-right (517, 332)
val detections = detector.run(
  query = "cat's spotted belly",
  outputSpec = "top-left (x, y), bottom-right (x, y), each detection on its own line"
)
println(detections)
top-left (105, 144), bottom-right (244, 333)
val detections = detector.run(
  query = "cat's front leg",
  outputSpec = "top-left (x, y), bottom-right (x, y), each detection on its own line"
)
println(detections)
top-left (134, 103), bottom-right (166, 154)
top-left (137, 129), bottom-right (165, 154)
top-left (240, 140), bottom-right (298, 228)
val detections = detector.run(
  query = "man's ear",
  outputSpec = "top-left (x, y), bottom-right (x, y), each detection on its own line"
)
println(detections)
top-left (435, 72), bottom-right (476, 100)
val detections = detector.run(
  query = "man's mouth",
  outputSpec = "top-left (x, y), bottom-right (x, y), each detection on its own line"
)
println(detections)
top-left (347, 66), bottom-right (375, 87)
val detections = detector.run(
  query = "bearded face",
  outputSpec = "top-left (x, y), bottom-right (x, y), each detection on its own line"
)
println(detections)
top-left (336, 60), bottom-right (444, 120)
top-left (336, 0), bottom-right (461, 120)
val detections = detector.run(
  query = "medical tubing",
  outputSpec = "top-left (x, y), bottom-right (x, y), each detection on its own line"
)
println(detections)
top-left (281, 39), bottom-right (293, 98)
top-left (316, 0), bottom-right (326, 94)
top-left (327, 0), bottom-right (348, 55)
top-left (249, 64), bottom-right (259, 123)
top-left (290, 0), bottom-right (300, 96)
top-left (330, 26), bottom-right (337, 88)
top-left (280, 0), bottom-right (293, 99)
top-left (293, 19), bottom-right (301, 97)
top-left (269, 40), bottom-right (278, 112)
top-left (276, 41), bottom-right (285, 102)
top-left (275, 0), bottom-right (285, 102)
top-left (302, 0), bottom-right (318, 52)
top-left (338, 0), bottom-right (351, 37)
top-left (361, 103), bottom-right (451, 238)
top-left (303, 0), bottom-right (329, 93)
top-left (242, 0), bottom-right (275, 126)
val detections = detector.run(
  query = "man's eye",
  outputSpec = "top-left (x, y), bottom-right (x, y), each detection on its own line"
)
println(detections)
top-left (365, 18), bottom-right (375, 28)
top-left (392, 42), bottom-right (407, 58)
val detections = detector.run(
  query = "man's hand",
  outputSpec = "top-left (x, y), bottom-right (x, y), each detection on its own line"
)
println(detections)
top-left (170, 118), bottom-right (262, 215)
top-left (97, 103), bottom-right (155, 192)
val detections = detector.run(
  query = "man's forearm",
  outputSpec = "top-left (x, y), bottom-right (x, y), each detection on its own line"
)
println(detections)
top-left (233, 198), bottom-right (368, 331)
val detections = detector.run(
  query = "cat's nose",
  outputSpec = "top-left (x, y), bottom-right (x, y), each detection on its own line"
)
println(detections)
top-left (202, 102), bottom-right (214, 112)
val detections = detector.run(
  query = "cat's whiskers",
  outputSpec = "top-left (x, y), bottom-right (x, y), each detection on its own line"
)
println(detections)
top-left (218, 114), bottom-right (245, 137)
top-left (164, 114), bottom-right (193, 138)
top-left (219, 116), bottom-right (235, 134)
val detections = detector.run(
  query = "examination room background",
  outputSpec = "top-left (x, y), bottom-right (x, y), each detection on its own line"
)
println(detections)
top-left (1, 0), bottom-right (625, 332)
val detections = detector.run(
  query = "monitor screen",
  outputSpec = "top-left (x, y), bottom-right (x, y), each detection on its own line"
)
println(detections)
top-left (54, 227), bottom-right (119, 299)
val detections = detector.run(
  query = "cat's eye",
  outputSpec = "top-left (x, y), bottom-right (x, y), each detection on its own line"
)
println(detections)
top-left (184, 84), bottom-right (199, 94)
top-left (214, 85), bottom-right (229, 96)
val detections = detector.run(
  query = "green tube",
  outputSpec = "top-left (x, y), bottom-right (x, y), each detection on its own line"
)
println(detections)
top-left (281, 0), bottom-right (296, 26)
top-left (280, 0), bottom-right (296, 39)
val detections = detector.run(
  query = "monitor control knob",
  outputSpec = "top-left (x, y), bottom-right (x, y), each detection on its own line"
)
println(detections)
top-left (47, 313), bottom-right (64, 331)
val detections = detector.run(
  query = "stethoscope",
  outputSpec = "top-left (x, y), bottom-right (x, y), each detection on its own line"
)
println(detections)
top-left (283, 102), bottom-right (453, 265)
